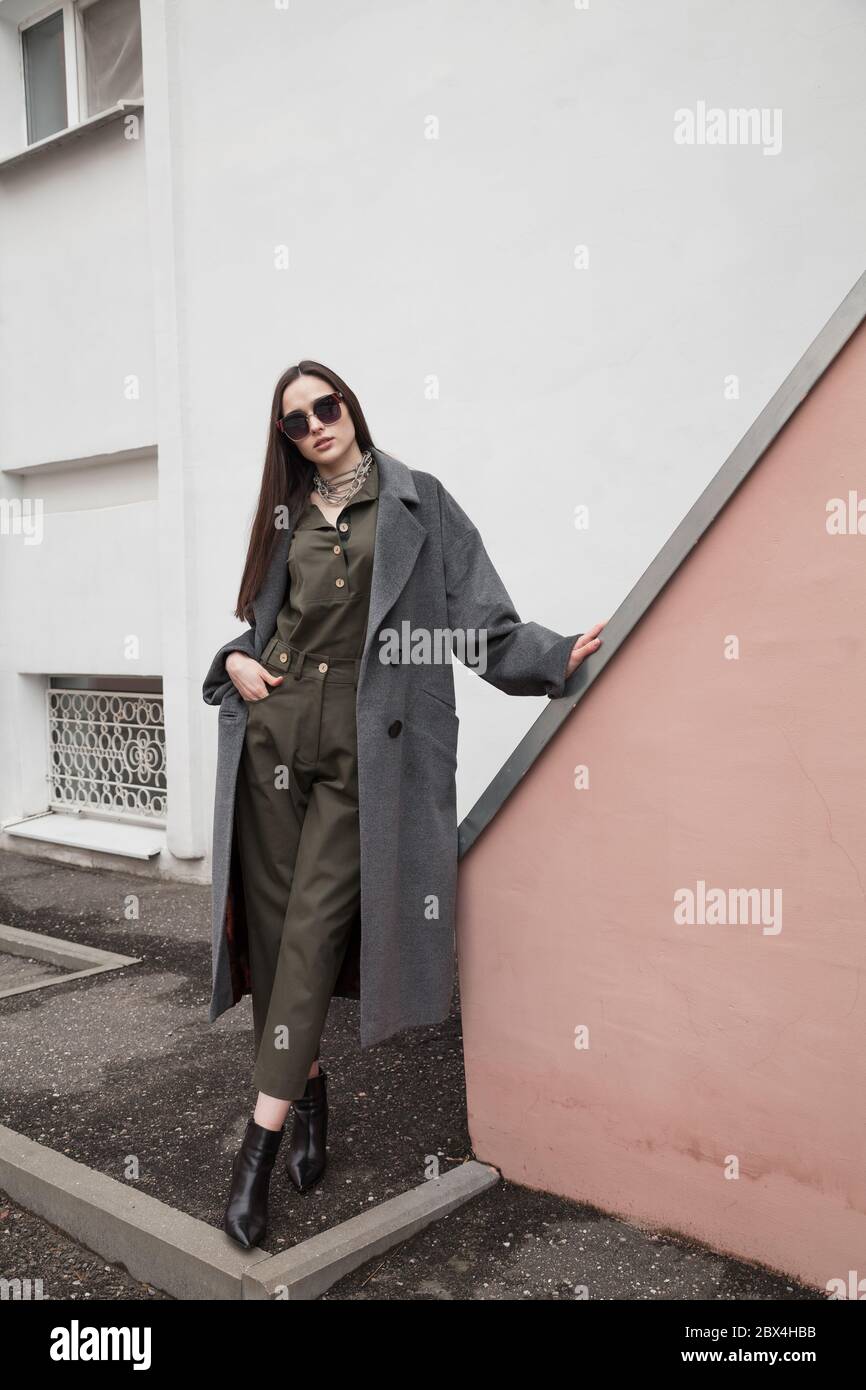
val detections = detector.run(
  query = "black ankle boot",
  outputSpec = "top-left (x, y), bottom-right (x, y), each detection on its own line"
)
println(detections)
top-left (223, 1117), bottom-right (285, 1248)
top-left (285, 1069), bottom-right (328, 1193)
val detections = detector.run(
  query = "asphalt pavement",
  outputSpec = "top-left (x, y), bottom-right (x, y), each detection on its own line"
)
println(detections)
top-left (0, 850), bottom-right (818, 1301)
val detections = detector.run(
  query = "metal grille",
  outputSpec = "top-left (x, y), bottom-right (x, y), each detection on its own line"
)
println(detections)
top-left (46, 689), bottom-right (167, 823)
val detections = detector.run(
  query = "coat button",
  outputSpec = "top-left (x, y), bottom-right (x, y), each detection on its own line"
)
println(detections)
top-left (318, 661), bottom-right (328, 673)
top-left (339, 522), bottom-right (349, 532)
top-left (388, 720), bottom-right (402, 737)
top-left (335, 577), bottom-right (345, 588)
top-left (333, 544), bottom-right (341, 554)
top-left (279, 652), bottom-right (288, 663)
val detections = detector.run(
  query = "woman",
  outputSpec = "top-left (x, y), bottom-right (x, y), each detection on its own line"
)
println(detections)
top-left (202, 360), bottom-right (604, 1248)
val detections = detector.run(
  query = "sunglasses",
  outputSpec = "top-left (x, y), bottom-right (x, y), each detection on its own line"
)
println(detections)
top-left (276, 390), bottom-right (345, 442)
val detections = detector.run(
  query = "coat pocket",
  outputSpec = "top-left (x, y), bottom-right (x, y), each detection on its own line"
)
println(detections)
top-left (408, 685), bottom-right (459, 760)
top-left (219, 689), bottom-right (243, 719)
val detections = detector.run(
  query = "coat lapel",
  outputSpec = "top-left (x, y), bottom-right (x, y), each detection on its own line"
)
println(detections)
top-left (251, 446), bottom-right (426, 679)
top-left (359, 448), bottom-right (426, 687)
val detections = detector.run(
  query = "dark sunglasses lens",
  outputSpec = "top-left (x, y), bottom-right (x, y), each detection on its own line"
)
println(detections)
top-left (315, 395), bottom-right (341, 425)
top-left (281, 414), bottom-right (308, 440)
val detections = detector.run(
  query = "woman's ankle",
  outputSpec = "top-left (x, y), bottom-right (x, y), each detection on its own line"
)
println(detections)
top-left (253, 1093), bottom-right (291, 1130)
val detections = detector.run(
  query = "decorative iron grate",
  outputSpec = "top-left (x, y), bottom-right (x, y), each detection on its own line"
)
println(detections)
top-left (46, 689), bottom-right (167, 823)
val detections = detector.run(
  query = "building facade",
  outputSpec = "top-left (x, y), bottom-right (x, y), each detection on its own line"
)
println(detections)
top-left (1, 0), bottom-right (864, 885)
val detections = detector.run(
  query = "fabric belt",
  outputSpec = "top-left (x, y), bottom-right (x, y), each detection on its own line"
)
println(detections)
top-left (261, 635), bottom-right (361, 686)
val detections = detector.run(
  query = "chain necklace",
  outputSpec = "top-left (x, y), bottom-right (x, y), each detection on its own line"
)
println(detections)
top-left (312, 448), bottom-right (373, 506)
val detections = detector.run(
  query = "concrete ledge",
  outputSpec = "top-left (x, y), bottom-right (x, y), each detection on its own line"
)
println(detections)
top-left (0, 834), bottom-right (208, 883)
top-left (0, 101), bottom-right (145, 173)
top-left (244, 1160), bottom-right (500, 1300)
top-left (4, 814), bottom-right (165, 861)
top-left (0, 922), bottom-right (141, 999)
top-left (0, 1125), bottom-right (270, 1300)
top-left (0, 1125), bottom-right (499, 1301)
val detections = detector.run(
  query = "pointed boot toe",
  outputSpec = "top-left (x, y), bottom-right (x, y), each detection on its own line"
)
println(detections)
top-left (223, 1117), bottom-right (285, 1248)
top-left (285, 1069), bottom-right (328, 1193)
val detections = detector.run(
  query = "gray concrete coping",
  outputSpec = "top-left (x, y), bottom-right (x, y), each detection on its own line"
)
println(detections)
top-left (0, 1124), bottom-right (499, 1301)
top-left (243, 1159), bottom-right (501, 1300)
top-left (0, 921), bottom-right (141, 999)
top-left (0, 1124), bottom-right (271, 1299)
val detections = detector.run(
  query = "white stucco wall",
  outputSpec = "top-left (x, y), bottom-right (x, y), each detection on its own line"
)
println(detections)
top-left (0, 1), bottom-right (156, 846)
top-left (1, 0), bottom-right (864, 874)
top-left (181, 0), bottom-right (866, 825)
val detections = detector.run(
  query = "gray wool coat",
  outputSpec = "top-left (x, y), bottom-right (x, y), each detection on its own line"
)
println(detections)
top-left (202, 446), bottom-right (580, 1049)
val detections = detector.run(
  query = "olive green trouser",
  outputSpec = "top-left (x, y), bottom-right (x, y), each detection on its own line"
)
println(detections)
top-left (234, 637), bottom-right (361, 1102)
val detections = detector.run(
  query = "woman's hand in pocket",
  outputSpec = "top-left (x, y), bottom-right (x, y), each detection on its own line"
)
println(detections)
top-left (225, 651), bottom-right (284, 701)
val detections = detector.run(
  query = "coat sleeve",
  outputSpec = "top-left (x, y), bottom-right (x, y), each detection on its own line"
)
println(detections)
top-left (437, 480), bottom-right (582, 699)
top-left (202, 626), bottom-right (257, 706)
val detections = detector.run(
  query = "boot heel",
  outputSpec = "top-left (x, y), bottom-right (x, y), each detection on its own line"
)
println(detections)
top-left (223, 1117), bottom-right (284, 1248)
top-left (285, 1069), bottom-right (328, 1193)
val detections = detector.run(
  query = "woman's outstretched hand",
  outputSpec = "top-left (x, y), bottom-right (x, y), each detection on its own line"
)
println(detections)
top-left (225, 650), bottom-right (284, 702)
top-left (564, 621), bottom-right (606, 680)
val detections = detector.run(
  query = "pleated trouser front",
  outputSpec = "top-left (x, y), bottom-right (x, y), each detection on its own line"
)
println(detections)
top-left (234, 642), bottom-right (361, 1101)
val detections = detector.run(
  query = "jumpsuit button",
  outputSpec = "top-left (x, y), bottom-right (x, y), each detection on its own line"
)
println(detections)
top-left (318, 661), bottom-right (328, 673)
top-left (333, 544), bottom-right (341, 554)
top-left (335, 577), bottom-right (345, 588)
top-left (278, 652), bottom-right (288, 663)
top-left (388, 720), bottom-right (402, 737)
top-left (339, 522), bottom-right (349, 533)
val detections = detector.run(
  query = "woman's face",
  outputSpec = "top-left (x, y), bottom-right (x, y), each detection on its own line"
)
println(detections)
top-left (280, 374), bottom-right (358, 469)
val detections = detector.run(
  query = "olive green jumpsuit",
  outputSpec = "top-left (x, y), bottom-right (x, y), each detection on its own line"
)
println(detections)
top-left (235, 458), bottom-right (379, 1101)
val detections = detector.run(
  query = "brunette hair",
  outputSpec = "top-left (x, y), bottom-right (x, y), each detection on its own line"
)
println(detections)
top-left (234, 360), bottom-right (376, 622)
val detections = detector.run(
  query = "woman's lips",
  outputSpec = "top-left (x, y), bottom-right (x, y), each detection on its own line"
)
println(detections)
top-left (314, 437), bottom-right (334, 450)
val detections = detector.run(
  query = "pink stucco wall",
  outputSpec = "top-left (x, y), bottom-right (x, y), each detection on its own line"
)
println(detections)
top-left (457, 321), bottom-right (866, 1291)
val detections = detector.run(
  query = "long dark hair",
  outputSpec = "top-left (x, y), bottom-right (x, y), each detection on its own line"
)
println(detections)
top-left (235, 360), bottom-right (376, 622)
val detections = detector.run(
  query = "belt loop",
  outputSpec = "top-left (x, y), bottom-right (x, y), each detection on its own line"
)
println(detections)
top-left (293, 649), bottom-right (305, 680)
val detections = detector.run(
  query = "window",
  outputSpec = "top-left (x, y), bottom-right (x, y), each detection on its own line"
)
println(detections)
top-left (21, 0), bottom-right (143, 146)
top-left (47, 678), bottom-right (166, 824)
top-left (22, 11), bottom-right (67, 144)
top-left (78, 0), bottom-right (143, 117)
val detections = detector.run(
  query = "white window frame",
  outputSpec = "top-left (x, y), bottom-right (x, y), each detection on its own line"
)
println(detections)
top-left (19, 0), bottom-right (133, 144)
